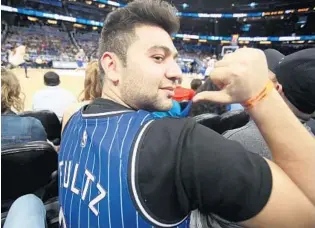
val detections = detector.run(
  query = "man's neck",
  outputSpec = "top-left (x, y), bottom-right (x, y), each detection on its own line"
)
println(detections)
top-left (101, 90), bottom-right (131, 110)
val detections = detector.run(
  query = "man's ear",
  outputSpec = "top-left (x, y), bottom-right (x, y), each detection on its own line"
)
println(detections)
top-left (276, 83), bottom-right (283, 95)
top-left (100, 52), bottom-right (120, 83)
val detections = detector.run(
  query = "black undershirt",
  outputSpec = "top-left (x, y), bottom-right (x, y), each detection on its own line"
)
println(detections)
top-left (83, 98), bottom-right (272, 224)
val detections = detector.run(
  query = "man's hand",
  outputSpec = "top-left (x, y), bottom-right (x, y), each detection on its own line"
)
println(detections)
top-left (193, 48), bottom-right (270, 104)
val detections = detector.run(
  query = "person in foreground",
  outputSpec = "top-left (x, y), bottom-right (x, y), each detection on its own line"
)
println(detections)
top-left (3, 194), bottom-right (46, 228)
top-left (58, 1), bottom-right (315, 228)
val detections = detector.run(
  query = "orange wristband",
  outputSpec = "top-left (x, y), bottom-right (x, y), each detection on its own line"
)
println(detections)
top-left (242, 80), bottom-right (274, 109)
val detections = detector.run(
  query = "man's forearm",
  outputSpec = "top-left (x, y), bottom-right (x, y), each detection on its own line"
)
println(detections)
top-left (248, 89), bottom-right (315, 205)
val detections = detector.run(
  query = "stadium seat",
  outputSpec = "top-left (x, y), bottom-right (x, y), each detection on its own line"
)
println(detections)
top-left (194, 111), bottom-right (250, 134)
top-left (1, 141), bottom-right (58, 213)
top-left (218, 110), bottom-right (250, 134)
top-left (194, 113), bottom-right (221, 131)
top-left (19, 110), bottom-right (62, 145)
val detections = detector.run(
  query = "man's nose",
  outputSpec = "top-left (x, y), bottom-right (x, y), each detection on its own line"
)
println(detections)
top-left (166, 61), bottom-right (182, 81)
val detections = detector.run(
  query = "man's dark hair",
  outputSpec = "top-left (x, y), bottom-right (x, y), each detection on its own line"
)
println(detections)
top-left (44, 71), bottom-right (60, 86)
top-left (190, 79), bottom-right (202, 91)
top-left (97, 0), bottom-right (180, 83)
top-left (190, 79), bottom-right (228, 116)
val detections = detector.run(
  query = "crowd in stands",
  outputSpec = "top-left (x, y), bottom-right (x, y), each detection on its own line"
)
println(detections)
top-left (74, 30), bottom-right (99, 59)
top-left (2, 24), bottom-right (77, 66)
top-left (1, 1), bottom-right (315, 228)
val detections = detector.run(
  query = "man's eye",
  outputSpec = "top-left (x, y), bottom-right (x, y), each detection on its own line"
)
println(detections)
top-left (153, 56), bottom-right (164, 62)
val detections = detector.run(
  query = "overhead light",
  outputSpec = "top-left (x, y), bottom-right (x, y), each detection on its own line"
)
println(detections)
top-left (92, 26), bottom-right (98, 30)
top-left (260, 41), bottom-right (271, 44)
top-left (86, 1), bottom-right (92, 4)
top-left (98, 4), bottom-right (105, 8)
top-left (73, 23), bottom-right (85, 28)
top-left (27, 16), bottom-right (38, 21)
top-left (182, 3), bottom-right (189, 9)
top-left (47, 19), bottom-right (57, 24)
top-left (249, 2), bottom-right (257, 8)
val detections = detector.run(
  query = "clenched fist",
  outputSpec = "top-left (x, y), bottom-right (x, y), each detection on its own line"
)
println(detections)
top-left (193, 48), bottom-right (270, 104)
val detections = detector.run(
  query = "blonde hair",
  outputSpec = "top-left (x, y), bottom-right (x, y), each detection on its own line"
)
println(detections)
top-left (1, 68), bottom-right (24, 113)
top-left (79, 60), bottom-right (102, 101)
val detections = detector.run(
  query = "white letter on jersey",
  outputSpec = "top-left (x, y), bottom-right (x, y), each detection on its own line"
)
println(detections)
top-left (59, 207), bottom-right (67, 228)
top-left (71, 163), bottom-right (80, 195)
top-left (63, 161), bottom-right (72, 188)
top-left (89, 183), bottom-right (106, 216)
top-left (82, 169), bottom-right (95, 201)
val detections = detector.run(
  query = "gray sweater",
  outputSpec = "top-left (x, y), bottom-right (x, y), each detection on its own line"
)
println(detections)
top-left (223, 119), bottom-right (313, 160)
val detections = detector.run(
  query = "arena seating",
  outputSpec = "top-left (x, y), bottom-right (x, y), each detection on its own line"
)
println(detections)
top-left (19, 110), bottom-right (62, 145)
top-left (218, 110), bottom-right (250, 134)
top-left (194, 110), bottom-right (250, 134)
top-left (6, 25), bottom-right (77, 62)
top-left (75, 30), bottom-right (99, 57)
top-left (1, 141), bottom-right (58, 213)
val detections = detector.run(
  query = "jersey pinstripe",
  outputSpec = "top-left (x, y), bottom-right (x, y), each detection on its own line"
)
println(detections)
top-left (58, 109), bottom-right (189, 228)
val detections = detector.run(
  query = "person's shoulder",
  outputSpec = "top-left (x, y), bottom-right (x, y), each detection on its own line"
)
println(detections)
top-left (63, 101), bottom-right (89, 127)
top-left (58, 88), bottom-right (76, 100)
top-left (148, 117), bottom-right (196, 131)
top-left (66, 101), bottom-right (89, 115)
top-left (140, 117), bottom-right (201, 149)
top-left (32, 88), bottom-right (45, 98)
top-left (23, 116), bottom-right (44, 129)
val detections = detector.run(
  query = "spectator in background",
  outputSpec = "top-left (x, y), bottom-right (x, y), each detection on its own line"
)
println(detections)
top-left (32, 71), bottom-right (76, 121)
top-left (190, 78), bottom-right (228, 117)
top-left (79, 60), bottom-right (102, 102)
top-left (224, 48), bottom-right (315, 160)
top-left (190, 78), bottom-right (202, 91)
top-left (62, 60), bottom-right (101, 131)
top-left (173, 78), bottom-right (195, 102)
top-left (1, 69), bottom-right (47, 147)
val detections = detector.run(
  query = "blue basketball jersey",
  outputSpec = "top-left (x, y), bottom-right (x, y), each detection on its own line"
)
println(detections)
top-left (58, 109), bottom-right (190, 228)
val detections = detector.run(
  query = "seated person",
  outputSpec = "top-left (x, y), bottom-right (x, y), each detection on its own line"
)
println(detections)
top-left (190, 78), bottom-right (228, 117)
top-left (3, 194), bottom-right (46, 228)
top-left (1, 69), bottom-right (47, 147)
top-left (190, 78), bottom-right (202, 91)
top-left (173, 78), bottom-right (195, 102)
top-left (152, 99), bottom-right (182, 118)
top-left (224, 48), bottom-right (315, 160)
top-left (62, 60), bottom-right (101, 131)
top-left (32, 71), bottom-right (76, 121)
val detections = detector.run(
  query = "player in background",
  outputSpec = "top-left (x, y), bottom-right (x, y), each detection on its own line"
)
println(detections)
top-left (8, 43), bottom-right (29, 78)
top-left (75, 49), bottom-right (86, 71)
